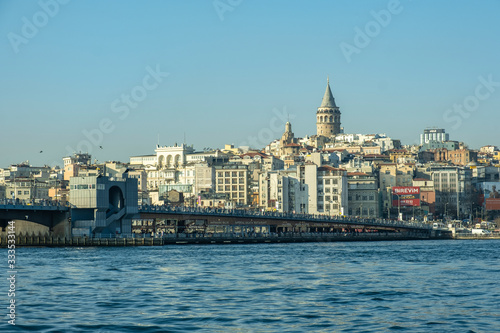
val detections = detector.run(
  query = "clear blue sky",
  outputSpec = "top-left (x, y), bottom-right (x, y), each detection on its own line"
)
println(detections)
top-left (1, 0), bottom-right (499, 167)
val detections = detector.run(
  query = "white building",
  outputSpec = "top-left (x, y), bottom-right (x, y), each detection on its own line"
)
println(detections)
top-left (420, 128), bottom-right (449, 145)
top-left (298, 163), bottom-right (348, 216)
top-left (258, 169), bottom-right (306, 213)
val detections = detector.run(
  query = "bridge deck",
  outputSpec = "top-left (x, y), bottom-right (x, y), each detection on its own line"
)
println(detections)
top-left (0, 203), bottom-right (69, 212)
top-left (138, 206), bottom-right (431, 231)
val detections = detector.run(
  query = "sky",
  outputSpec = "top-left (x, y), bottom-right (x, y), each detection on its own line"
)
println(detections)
top-left (1, 0), bottom-right (500, 167)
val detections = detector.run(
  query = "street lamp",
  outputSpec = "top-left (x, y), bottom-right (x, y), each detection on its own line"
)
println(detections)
top-left (394, 193), bottom-right (402, 221)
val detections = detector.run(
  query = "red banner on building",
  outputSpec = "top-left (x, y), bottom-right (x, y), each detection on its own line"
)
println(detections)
top-left (392, 186), bottom-right (420, 207)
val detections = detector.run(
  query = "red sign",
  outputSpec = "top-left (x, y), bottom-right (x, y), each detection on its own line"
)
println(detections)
top-left (392, 186), bottom-right (420, 207)
top-left (485, 198), bottom-right (500, 211)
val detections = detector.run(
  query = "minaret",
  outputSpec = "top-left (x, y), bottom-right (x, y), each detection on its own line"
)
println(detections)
top-left (316, 77), bottom-right (341, 137)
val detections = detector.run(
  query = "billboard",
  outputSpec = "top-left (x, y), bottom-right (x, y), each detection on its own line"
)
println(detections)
top-left (477, 182), bottom-right (500, 210)
top-left (392, 186), bottom-right (420, 207)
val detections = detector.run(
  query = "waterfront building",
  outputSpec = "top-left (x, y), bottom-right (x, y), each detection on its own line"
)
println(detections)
top-left (429, 165), bottom-right (473, 218)
top-left (214, 164), bottom-right (250, 206)
top-left (472, 165), bottom-right (500, 184)
top-left (413, 178), bottom-right (436, 216)
top-left (69, 175), bottom-right (138, 236)
top-left (297, 163), bottom-right (348, 216)
top-left (258, 169), bottom-right (306, 213)
top-left (4, 177), bottom-right (50, 201)
top-left (198, 191), bottom-right (233, 209)
top-left (377, 163), bottom-right (415, 217)
top-left (130, 144), bottom-right (231, 203)
top-left (347, 172), bottom-right (380, 217)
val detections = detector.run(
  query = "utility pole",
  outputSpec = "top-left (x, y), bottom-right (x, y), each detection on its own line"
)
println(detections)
top-left (456, 172), bottom-right (460, 220)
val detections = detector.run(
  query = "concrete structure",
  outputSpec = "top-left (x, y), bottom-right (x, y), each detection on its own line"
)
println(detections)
top-left (63, 153), bottom-right (91, 167)
top-left (441, 148), bottom-right (477, 166)
top-left (198, 192), bottom-right (232, 209)
top-left (429, 165), bottom-right (473, 218)
top-left (279, 122), bottom-right (297, 156)
top-left (305, 152), bottom-right (340, 167)
top-left (4, 178), bottom-right (50, 201)
top-left (215, 164), bottom-right (250, 206)
top-left (377, 163), bottom-right (415, 217)
top-left (479, 145), bottom-right (498, 154)
top-left (258, 169), bottom-right (306, 213)
top-left (316, 78), bottom-right (341, 137)
top-left (298, 164), bottom-right (348, 216)
top-left (413, 178), bottom-right (435, 216)
top-left (420, 140), bottom-right (458, 152)
top-left (420, 128), bottom-right (449, 145)
top-left (347, 172), bottom-right (380, 217)
top-left (69, 175), bottom-right (138, 236)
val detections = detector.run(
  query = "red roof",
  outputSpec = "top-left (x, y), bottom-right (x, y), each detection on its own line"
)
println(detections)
top-left (348, 172), bottom-right (368, 176)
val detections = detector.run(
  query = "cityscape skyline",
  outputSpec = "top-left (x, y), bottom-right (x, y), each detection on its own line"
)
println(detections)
top-left (1, 0), bottom-right (500, 167)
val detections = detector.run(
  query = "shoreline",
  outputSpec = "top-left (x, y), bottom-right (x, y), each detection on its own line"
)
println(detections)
top-left (1, 233), bottom-right (459, 248)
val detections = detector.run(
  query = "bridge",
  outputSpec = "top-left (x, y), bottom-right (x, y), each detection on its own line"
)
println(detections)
top-left (0, 202), bottom-right (70, 236)
top-left (0, 202), bottom-right (433, 240)
top-left (137, 206), bottom-right (432, 238)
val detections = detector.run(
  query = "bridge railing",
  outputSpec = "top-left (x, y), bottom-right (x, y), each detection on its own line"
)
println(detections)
top-left (0, 199), bottom-right (69, 211)
top-left (138, 205), bottom-right (431, 230)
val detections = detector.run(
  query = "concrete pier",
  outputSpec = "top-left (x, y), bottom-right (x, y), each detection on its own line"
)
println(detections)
top-left (0, 231), bottom-right (446, 248)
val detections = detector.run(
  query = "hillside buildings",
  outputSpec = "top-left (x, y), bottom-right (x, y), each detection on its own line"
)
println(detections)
top-left (3, 78), bottom-right (498, 227)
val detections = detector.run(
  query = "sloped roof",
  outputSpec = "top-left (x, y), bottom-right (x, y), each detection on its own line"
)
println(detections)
top-left (320, 79), bottom-right (337, 108)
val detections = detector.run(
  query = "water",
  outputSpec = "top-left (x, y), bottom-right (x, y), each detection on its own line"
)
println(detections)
top-left (2, 240), bottom-right (500, 332)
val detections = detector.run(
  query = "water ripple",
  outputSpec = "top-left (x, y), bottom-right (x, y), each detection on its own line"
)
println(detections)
top-left (1, 240), bottom-right (499, 332)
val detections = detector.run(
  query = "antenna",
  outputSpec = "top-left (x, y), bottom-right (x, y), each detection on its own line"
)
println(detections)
top-left (184, 132), bottom-right (186, 145)
top-left (157, 134), bottom-right (160, 146)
